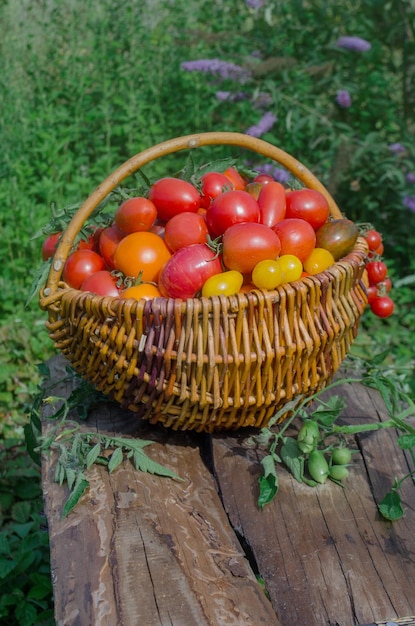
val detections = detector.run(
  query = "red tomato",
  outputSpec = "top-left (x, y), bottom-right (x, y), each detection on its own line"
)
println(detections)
top-left (366, 260), bottom-right (388, 285)
top-left (158, 244), bottom-right (223, 299)
top-left (114, 196), bottom-right (157, 234)
top-left (370, 295), bottom-right (394, 318)
top-left (148, 177), bottom-right (200, 221)
top-left (206, 190), bottom-right (260, 237)
top-left (222, 222), bottom-right (281, 274)
top-left (200, 171), bottom-right (234, 209)
top-left (63, 249), bottom-right (106, 289)
top-left (164, 212), bottom-right (209, 252)
top-left (99, 224), bottom-right (126, 269)
top-left (253, 173), bottom-right (274, 185)
top-left (80, 270), bottom-right (121, 297)
top-left (114, 232), bottom-right (171, 282)
top-left (364, 229), bottom-right (383, 251)
top-left (42, 232), bottom-right (62, 261)
top-left (272, 218), bottom-right (316, 263)
top-left (366, 284), bottom-right (379, 304)
top-left (285, 188), bottom-right (330, 230)
top-left (223, 166), bottom-right (246, 190)
top-left (258, 181), bottom-right (286, 227)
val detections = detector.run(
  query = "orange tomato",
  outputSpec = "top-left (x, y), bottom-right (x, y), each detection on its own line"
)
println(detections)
top-left (114, 232), bottom-right (171, 281)
top-left (223, 166), bottom-right (246, 190)
top-left (121, 283), bottom-right (162, 300)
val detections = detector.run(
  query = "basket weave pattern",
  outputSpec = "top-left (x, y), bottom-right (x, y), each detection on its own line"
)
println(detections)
top-left (40, 133), bottom-right (368, 432)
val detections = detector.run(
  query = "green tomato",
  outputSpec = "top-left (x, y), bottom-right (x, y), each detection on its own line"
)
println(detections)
top-left (297, 420), bottom-right (320, 454)
top-left (307, 450), bottom-right (329, 484)
top-left (331, 447), bottom-right (352, 466)
top-left (329, 465), bottom-right (350, 481)
top-left (201, 270), bottom-right (243, 297)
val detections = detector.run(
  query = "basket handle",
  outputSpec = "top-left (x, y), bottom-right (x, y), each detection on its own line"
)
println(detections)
top-left (43, 131), bottom-right (342, 296)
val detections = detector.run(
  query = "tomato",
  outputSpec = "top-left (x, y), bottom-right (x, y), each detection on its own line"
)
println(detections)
top-left (148, 177), bottom-right (200, 221)
top-left (245, 182), bottom-right (263, 200)
top-left (98, 224), bottom-right (126, 269)
top-left (329, 465), bottom-right (349, 481)
top-left (272, 218), bottom-right (316, 263)
top-left (315, 218), bottom-right (359, 260)
top-left (370, 295), bottom-right (394, 318)
top-left (121, 283), bottom-right (162, 300)
top-left (378, 277), bottom-right (392, 293)
top-left (366, 284), bottom-right (379, 304)
top-left (276, 254), bottom-right (303, 283)
top-left (222, 222), bottom-right (281, 274)
top-left (42, 232), bottom-right (62, 261)
top-left (158, 244), bottom-right (223, 299)
top-left (364, 229), bottom-right (382, 251)
top-left (285, 188), bottom-right (330, 230)
top-left (80, 270), bottom-right (121, 297)
top-left (223, 166), bottom-right (246, 190)
top-left (164, 212), bottom-right (209, 252)
top-left (253, 173), bottom-right (275, 185)
top-left (258, 181), bottom-right (286, 228)
top-left (201, 270), bottom-right (243, 297)
top-left (114, 196), bottom-right (157, 234)
top-left (307, 450), bottom-right (329, 484)
top-left (63, 249), bottom-right (106, 289)
top-left (206, 190), bottom-right (260, 238)
top-left (200, 171), bottom-right (233, 208)
top-left (251, 259), bottom-right (283, 290)
top-left (303, 248), bottom-right (335, 275)
top-left (368, 240), bottom-right (385, 259)
top-left (297, 420), bottom-right (320, 454)
top-left (331, 447), bottom-right (352, 465)
top-left (366, 260), bottom-right (388, 285)
top-left (114, 231), bottom-right (171, 282)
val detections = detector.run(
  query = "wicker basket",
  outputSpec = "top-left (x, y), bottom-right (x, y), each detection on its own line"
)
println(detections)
top-left (39, 132), bottom-right (368, 432)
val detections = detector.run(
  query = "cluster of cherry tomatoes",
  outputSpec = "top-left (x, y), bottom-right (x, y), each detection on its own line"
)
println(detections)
top-left (362, 229), bottom-right (394, 318)
top-left (41, 165), bottom-right (393, 318)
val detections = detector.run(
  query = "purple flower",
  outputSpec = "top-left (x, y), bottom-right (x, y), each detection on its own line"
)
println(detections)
top-left (406, 172), bottom-right (415, 183)
top-left (215, 91), bottom-right (247, 102)
top-left (252, 91), bottom-right (273, 109)
top-left (388, 143), bottom-right (406, 154)
top-left (335, 36), bottom-right (371, 52)
top-left (181, 59), bottom-right (251, 83)
top-left (336, 89), bottom-right (352, 108)
top-left (245, 112), bottom-right (277, 137)
top-left (245, 0), bottom-right (264, 8)
top-left (403, 196), bottom-right (415, 212)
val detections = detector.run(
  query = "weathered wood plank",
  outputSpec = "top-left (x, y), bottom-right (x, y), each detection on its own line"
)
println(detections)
top-left (41, 356), bottom-right (281, 626)
top-left (211, 382), bottom-right (415, 626)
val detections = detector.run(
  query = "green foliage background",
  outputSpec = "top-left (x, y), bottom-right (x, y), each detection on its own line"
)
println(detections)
top-left (0, 0), bottom-right (414, 623)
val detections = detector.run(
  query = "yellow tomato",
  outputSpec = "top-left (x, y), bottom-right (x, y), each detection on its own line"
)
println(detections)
top-left (276, 254), bottom-right (303, 283)
top-left (252, 259), bottom-right (283, 290)
top-left (201, 270), bottom-right (243, 297)
top-left (303, 248), bottom-right (335, 275)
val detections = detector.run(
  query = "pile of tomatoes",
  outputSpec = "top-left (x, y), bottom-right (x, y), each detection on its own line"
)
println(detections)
top-left (41, 165), bottom-right (394, 318)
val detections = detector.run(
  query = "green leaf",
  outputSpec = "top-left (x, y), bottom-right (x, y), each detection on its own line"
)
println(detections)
top-left (86, 442), bottom-right (101, 468)
top-left (378, 490), bottom-right (404, 521)
top-left (311, 396), bottom-right (346, 426)
top-left (108, 447), bottom-right (124, 473)
top-left (132, 449), bottom-right (181, 479)
top-left (396, 434), bottom-right (415, 450)
top-left (280, 438), bottom-right (304, 483)
top-left (0, 559), bottom-right (16, 579)
top-left (62, 477), bottom-right (89, 517)
top-left (15, 600), bottom-right (38, 625)
top-left (11, 501), bottom-right (32, 524)
top-left (258, 473), bottom-right (278, 509)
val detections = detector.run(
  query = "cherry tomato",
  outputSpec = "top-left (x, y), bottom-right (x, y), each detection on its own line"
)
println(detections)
top-left (307, 450), bottom-right (329, 484)
top-left (206, 190), bottom-right (260, 238)
top-left (42, 232), bottom-right (62, 261)
top-left (80, 270), bottom-right (121, 297)
top-left (370, 295), bottom-right (395, 318)
top-left (200, 171), bottom-right (234, 208)
top-left (275, 254), bottom-right (303, 283)
top-left (201, 270), bottom-right (243, 297)
top-left (366, 260), bottom-right (388, 285)
top-left (297, 420), bottom-right (320, 454)
top-left (98, 224), bottom-right (126, 270)
top-left (164, 212), bottom-right (209, 252)
top-left (315, 219), bottom-right (359, 260)
top-left (148, 177), bottom-right (200, 221)
top-left (114, 196), bottom-right (157, 234)
top-left (303, 248), bottom-right (335, 275)
top-left (329, 465), bottom-right (349, 481)
top-left (251, 259), bottom-right (283, 290)
top-left (378, 277), bottom-right (392, 293)
top-left (253, 173), bottom-right (275, 185)
top-left (258, 181), bottom-right (286, 228)
top-left (364, 229), bottom-right (382, 251)
top-left (222, 222), bottom-right (281, 274)
top-left (223, 166), bottom-right (246, 190)
top-left (331, 447), bottom-right (352, 465)
top-left (272, 218), bottom-right (316, 263)
top-left (285, 188), bottom-right (330, 230)
top-left (366, 284), bottom-right (379, 304)
top-left (158, 244), bottom-right (223, 299)
top-left (63, 249), bottom-right (106, 289)
top-left (368, 241), bottom-right (384, 259)
top-left (121, 283), bottom-right (162, 300)
top-left (114, 231), bottom-right (171, 282)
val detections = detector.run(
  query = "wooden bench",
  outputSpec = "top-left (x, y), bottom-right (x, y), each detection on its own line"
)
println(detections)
top-left (41, 355), bottom-right (415, 626)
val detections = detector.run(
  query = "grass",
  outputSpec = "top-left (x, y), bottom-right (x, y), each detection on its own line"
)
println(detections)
top-left (0, 0), bottom-right (414, 623)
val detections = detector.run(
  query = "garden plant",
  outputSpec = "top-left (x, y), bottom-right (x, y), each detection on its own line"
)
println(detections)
top-left (1, 0), bottom-right (414, 623)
